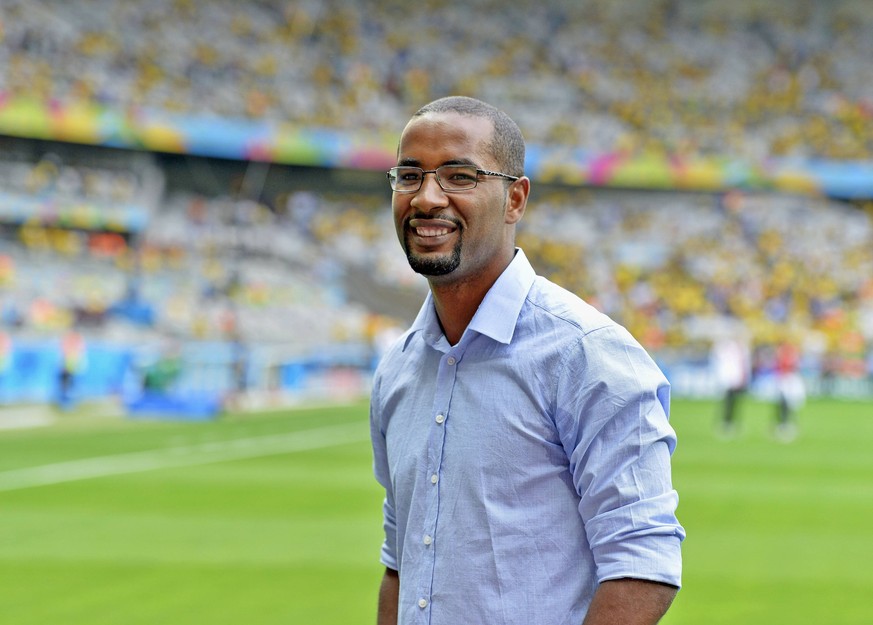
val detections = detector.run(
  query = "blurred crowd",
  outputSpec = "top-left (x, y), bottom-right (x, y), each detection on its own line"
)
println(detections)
top-left (1, 0), bottom-right (872, 399)
top-left (519, 189), bottom-right (873, 379)
top-left (1, 0), bottom-right (871, 162)
top-left (1, 147), bottom-right (872, 392)
top-left (0, 154), bottom-right (383, 356)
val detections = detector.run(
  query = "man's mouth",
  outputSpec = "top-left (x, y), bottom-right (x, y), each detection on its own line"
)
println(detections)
top-left (415, 226), bottom-right (453, 237)
top-left (408, 218), bottom-right (458, 240)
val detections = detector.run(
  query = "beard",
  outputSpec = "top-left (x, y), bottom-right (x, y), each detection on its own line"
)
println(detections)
top-left (404, 232), bottom-right (462, 276)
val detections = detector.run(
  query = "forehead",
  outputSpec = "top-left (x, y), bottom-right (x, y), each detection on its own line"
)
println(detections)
top-left (397, 112), bottom-right (494, 167)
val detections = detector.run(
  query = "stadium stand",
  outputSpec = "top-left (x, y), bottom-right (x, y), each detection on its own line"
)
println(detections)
top-left (1, 0), bottom-right (871, 161)
top-left (0, 0), bottom-right (871, 411)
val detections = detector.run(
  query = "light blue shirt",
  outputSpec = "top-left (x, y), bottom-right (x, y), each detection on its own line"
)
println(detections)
top-left (370, 249), bottom-right (684, 625)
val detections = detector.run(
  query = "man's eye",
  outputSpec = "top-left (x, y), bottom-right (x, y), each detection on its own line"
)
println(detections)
top-left (444, 168), bottom-right (477, 182)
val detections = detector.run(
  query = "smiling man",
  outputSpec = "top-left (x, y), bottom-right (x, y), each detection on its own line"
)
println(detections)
top-left (370, 96), bottom-right (685, 625)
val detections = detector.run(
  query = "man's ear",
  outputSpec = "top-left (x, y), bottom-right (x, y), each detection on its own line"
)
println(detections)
top-left (505, 176), bottom-right (530, 225)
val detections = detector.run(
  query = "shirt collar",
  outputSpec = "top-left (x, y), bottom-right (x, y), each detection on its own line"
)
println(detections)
top-left (403, 248), bottom-right (536, 350)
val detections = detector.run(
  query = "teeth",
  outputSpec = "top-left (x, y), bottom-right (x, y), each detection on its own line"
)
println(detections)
top-left (416, 227), bottom-right (451, 237)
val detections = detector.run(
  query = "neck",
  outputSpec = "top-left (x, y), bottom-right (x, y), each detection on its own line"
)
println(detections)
top-left (430, 282), bottom-right (488, 346)
top-left (427, 251), bottom-right (514, 346)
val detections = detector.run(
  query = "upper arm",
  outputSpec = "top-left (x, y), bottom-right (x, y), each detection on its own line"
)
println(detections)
top-left (555, 326), bottom-right (684, 587)
top-left (370, 377), bottom-right (399, 570)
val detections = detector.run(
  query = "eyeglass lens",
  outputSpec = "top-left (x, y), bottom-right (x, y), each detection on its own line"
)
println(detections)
top-left (390, 165), bottom-right (479, 192)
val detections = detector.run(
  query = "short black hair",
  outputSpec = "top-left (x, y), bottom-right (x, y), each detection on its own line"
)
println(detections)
top-left (412, 96), bottom-right (526, 177)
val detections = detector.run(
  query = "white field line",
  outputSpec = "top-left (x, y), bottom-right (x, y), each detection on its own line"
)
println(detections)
top-left (0, 421), bottom-right (369, 492)
top-left (0, 406), bottom-right (55, 430)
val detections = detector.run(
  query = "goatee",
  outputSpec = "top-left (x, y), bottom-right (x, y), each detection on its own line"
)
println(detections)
top-left (405, 237), bottom-right (462, 276)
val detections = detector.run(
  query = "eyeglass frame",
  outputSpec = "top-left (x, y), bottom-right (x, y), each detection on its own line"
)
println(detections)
top-left (386, 164), bottom-right (520, 194)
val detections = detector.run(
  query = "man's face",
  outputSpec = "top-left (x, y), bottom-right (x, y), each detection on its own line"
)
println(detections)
top-left (392, 112), bottom-right (523, 287)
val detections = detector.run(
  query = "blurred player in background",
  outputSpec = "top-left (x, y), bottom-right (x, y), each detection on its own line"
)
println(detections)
top-left (370, 96), bottom-right (684, 625)
top-left (773, 340), bottom-right (804, 442)
top-left (711, 329), bottom-right (752, 437)
top-left (56, 329), bottom-right (87, 410)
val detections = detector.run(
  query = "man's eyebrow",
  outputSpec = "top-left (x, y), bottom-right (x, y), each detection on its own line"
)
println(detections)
top-left (396, 157), bottom-right (478, 167)
top-left (443, 158), bottom-right (478, 167)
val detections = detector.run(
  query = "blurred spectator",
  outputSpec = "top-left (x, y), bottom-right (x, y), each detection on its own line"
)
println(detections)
top-left (141, 342), bottom-right (182, 393)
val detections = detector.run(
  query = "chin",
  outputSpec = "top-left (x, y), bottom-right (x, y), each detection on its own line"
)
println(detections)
top-left (407, 253), bottom-right (460, 276)
top-left (405, 238), bottom-right (462, 277)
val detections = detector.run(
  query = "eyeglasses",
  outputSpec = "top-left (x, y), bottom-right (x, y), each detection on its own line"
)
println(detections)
top-left (387, 164), bottom-right (519, 193)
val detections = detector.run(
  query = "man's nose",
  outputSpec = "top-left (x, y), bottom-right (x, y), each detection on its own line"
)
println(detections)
top-left (411, 172), bottom-right (448, 209)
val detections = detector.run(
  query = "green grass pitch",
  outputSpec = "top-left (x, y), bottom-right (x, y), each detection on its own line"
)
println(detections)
top-left (1, 396), bottom-right (871, 624)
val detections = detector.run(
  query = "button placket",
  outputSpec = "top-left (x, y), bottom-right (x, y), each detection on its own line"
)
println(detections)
top-left (417, 346), bottom-right (463, 620)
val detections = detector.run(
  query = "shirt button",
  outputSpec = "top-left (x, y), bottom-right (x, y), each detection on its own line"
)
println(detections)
top-left (446, 356), bottom-right (456, 365)
top-left (430, 473), bottom-right (438, 484)
top-left (423, 535), bottom-right (432, 545)
top-left (418, 598), bottom-right (428, 609)
top-left (435, 414), bottom-right (445, 424)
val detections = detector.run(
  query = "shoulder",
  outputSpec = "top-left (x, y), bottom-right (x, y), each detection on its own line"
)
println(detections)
top-left (522, 276), bottom-right (664, 386)
top-left (523, 276), bottom-right (617, 338)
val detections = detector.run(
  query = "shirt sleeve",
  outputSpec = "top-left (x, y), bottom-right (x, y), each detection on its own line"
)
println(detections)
top-left (369, 373), bottom-right (399, 571)
top-left (554, 324), bottom-right (685, 588)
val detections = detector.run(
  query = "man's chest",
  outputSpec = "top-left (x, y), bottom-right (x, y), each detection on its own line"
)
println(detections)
top-left (382, 360), bottom-right (570, 510)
